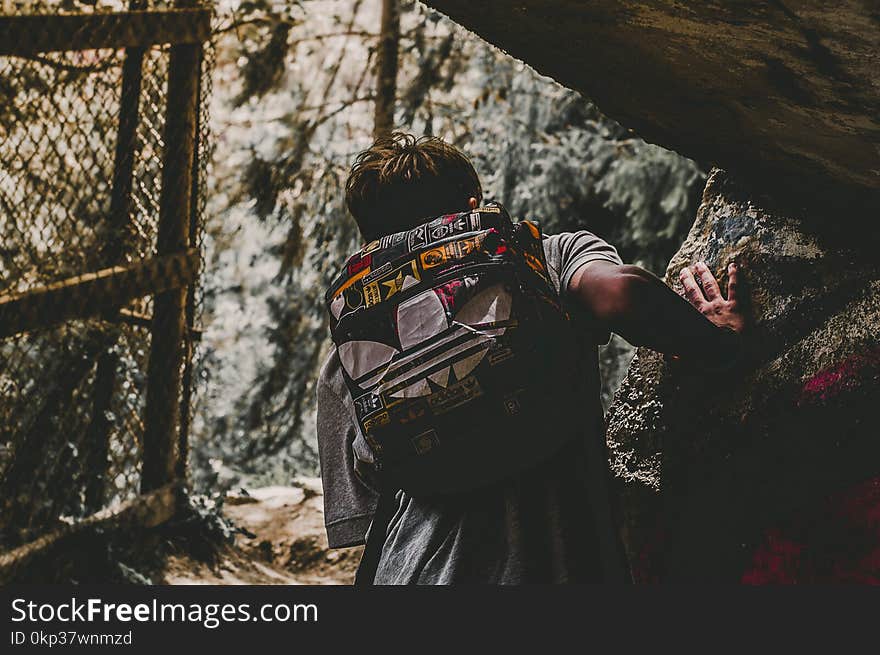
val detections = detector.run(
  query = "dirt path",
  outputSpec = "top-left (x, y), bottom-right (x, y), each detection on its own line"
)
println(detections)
top-left (160, 479), bottom-right (363, 585)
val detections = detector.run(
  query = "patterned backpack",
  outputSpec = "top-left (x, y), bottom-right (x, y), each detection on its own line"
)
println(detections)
top-left (325, 204), bottom-right (578, 496)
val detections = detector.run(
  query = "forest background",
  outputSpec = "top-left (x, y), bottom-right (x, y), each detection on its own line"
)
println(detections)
top-left (193, 0), bottom-right (706, 493)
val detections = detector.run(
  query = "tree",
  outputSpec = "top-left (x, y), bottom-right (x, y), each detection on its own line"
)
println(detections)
top-left (373, 0), bottom-right (400, 138)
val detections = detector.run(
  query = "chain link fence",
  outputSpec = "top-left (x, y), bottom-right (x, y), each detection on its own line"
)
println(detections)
top-left (0, 1), bottom-right (212, 558)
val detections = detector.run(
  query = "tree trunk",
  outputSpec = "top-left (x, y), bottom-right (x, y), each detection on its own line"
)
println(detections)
top-left (373, 0), bottom-right (400, 139)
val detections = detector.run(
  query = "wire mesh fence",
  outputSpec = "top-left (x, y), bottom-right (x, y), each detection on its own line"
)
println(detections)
top-left (0, 1), bottom-right (211, 554)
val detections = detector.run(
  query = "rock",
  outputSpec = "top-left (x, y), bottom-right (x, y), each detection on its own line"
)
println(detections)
top-left (599, 334), bottom-right (636, 412)
top-left (422, 1), bottom-right (880, 217)
top-left (606, 169), bottom-right (880, 582)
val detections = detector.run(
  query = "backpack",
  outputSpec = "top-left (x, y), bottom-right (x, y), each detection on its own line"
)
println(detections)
top-left (324, 204), bottom-right (578, 497)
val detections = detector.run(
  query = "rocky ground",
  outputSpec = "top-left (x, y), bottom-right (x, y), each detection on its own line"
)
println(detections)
top-left (159, 479), bottom-right (362, 586)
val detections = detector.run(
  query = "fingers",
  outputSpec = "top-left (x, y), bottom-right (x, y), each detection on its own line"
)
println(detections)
top-left (694, 261), bottom-right (721, 300)
top-left (727, 262), bottom-right (738, 302)
top-left (679, 266), bottom-right (704, 306)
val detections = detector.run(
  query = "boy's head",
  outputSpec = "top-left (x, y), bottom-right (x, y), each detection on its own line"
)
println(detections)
top-left (345, 132), bottom-right (482, 241)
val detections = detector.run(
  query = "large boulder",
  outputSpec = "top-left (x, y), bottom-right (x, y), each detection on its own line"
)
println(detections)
top-left (606, 169), bottom-right (880, 582)
top-left (422, 0), bottom-right (880, 217)
top-left (418, 0), bottom-right (880, 582)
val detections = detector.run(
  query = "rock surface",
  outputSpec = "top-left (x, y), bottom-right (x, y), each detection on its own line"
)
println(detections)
top-left (606, 169), bottom-right (880, 582)
top-left (422, 0), bottom-right (880, 217)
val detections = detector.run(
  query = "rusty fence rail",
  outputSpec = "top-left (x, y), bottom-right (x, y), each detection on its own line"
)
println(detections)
top-left (0, 2), bottom-right (212, 576)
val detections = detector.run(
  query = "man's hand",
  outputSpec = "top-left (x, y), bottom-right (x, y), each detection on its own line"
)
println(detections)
top-left (568, 259), bottom-right (746, 364)
top-left (679, 261), bottom-right (746, 334)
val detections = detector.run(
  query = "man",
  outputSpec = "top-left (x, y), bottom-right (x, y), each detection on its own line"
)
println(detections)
top-left (317, 133), bottom-right (746, 584)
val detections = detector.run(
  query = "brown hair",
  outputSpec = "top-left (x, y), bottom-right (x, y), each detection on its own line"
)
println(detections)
top-left (345, 132), bottom-right (482, 240)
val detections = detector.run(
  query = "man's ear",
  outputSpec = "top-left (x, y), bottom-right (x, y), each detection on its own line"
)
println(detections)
top-left (468, 197), bottom-right (478, 210)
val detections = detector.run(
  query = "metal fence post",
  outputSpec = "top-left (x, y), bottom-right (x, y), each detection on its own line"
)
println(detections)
top-left (177, 42), bottom-right (205, 487)
top-left (141, 35), bottom-right (202, 494)
top-left (84, 3), bottom-right (147, 511)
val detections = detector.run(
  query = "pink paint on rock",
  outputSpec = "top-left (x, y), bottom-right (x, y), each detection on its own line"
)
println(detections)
top-left (798, 347), bottom-right (880, 405)
top-left (741, 530), bottom-right (805, 584)
top-left (742, 477), bottom-right (880, 584)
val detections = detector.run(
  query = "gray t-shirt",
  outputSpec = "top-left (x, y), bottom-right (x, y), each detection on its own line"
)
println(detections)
top-left (316, 231), bottom-right (629, 583)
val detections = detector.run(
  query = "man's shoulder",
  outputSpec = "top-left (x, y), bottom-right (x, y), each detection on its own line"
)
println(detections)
top-left (540, 228), bottom-right (618, 253)
top-left (540, 229), bottom-right (604, 259)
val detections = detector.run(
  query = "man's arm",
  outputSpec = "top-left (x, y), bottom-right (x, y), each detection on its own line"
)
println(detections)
top-left (316, 361), bottom-right (379, 548)
top-left (568, 259), bottom-right (745, 364)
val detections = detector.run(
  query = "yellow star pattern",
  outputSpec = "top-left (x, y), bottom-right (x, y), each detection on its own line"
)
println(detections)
top-left (382, 271), bottom-right (405, 299)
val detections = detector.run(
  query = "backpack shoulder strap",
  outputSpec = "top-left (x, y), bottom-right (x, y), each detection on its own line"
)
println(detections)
top-left (354, 487), bottom-right (399, 586)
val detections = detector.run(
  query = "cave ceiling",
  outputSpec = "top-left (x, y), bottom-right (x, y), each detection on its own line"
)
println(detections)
top-left (423, 1), bottom-right (880, 218)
